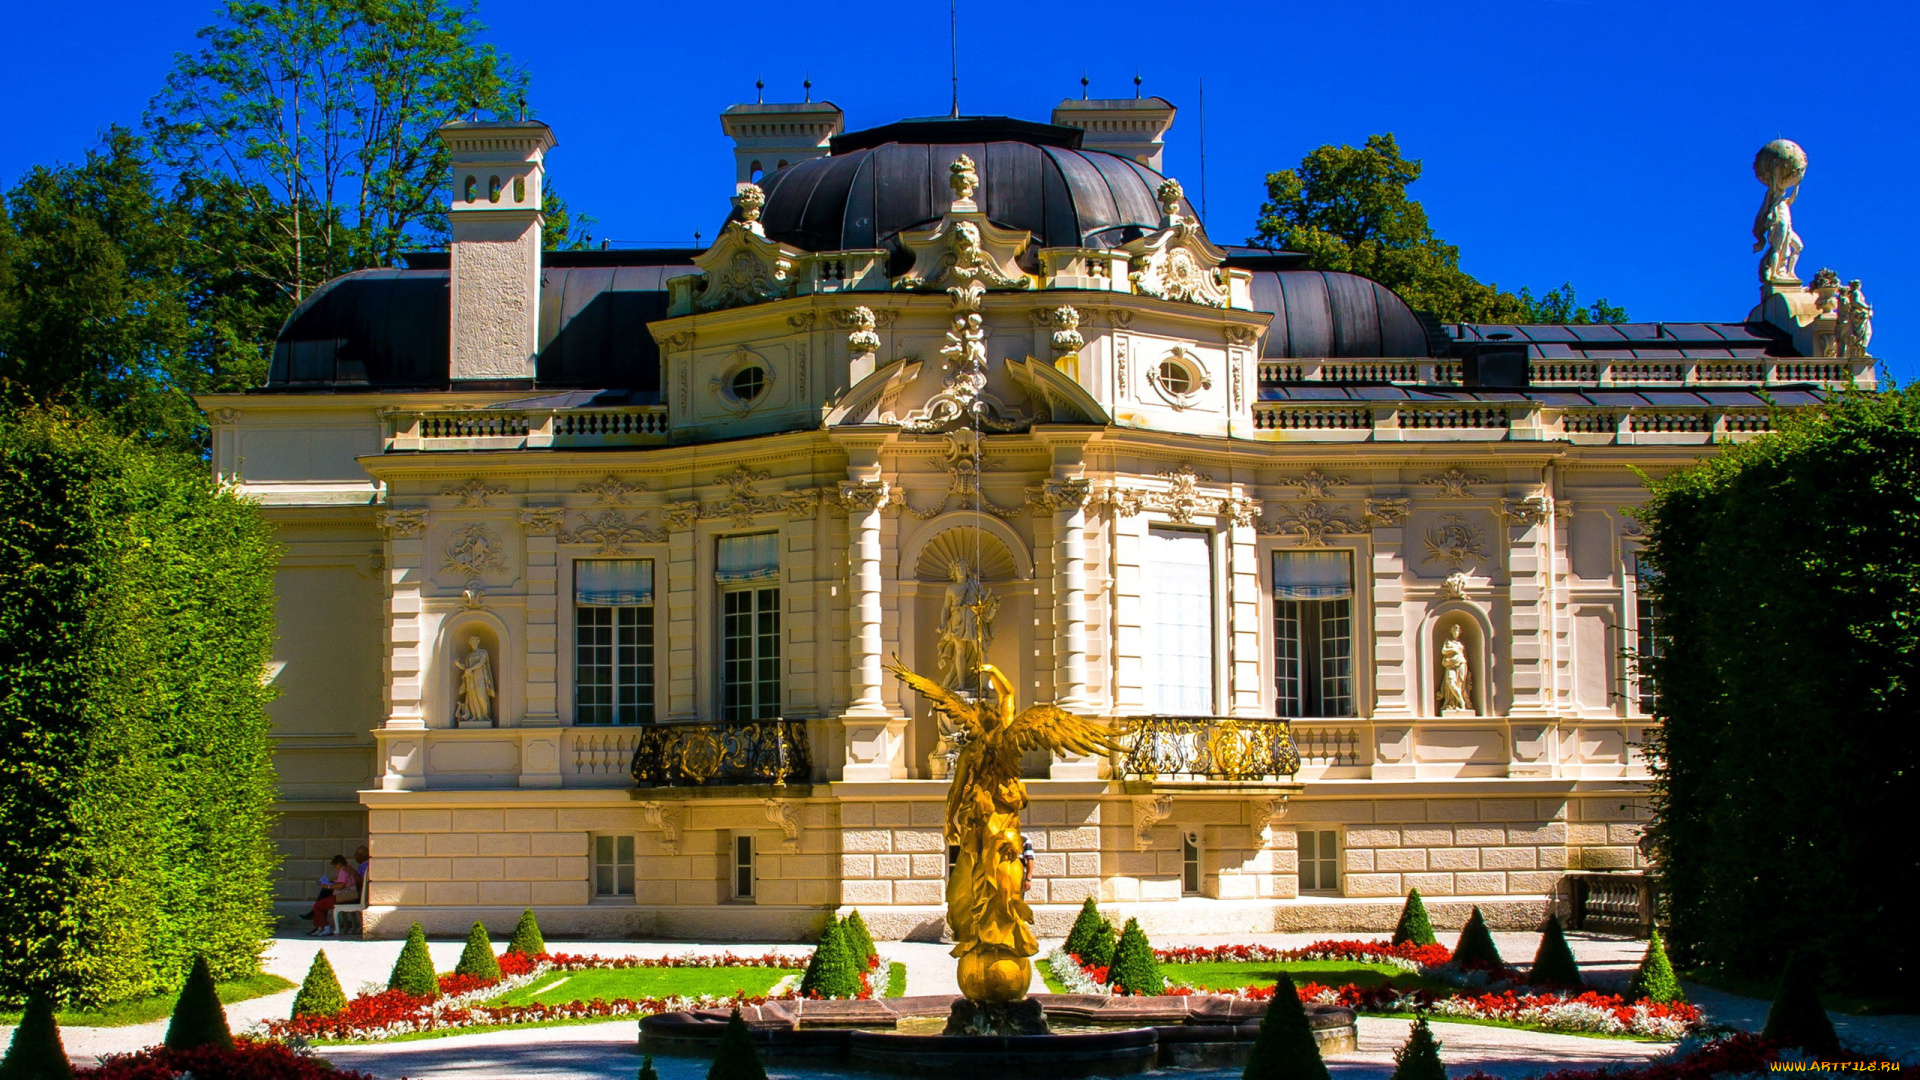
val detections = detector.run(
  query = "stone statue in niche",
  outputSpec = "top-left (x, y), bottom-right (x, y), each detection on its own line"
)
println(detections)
top-left (453, 634), bottom-right (496, 726)
top-left (938, 557), bottom-right (998, 692)
top-left (1438, 624), bottom-right (1473, 715)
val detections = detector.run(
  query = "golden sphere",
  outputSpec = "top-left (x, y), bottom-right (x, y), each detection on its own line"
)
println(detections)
top-left (956, 948), bottom-right (1032, 1003)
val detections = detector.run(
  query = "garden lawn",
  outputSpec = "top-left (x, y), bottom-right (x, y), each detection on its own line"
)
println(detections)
top-left (1163, 959), bottom-right (1451, 994)
top-left (0, 974), bottom-right (294, 1027)
top-left (489, 966), bottom-right (796, 1006)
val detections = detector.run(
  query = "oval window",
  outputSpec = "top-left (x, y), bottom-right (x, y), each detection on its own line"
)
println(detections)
top-left (1158, 360), bottom-right (1194, 395)
top-left (730, 367), bottom-right (766, 402)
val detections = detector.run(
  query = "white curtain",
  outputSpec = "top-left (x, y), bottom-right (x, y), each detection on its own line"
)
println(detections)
top-left (1145, 527), bottom-right (1214, 714)
top-left (574, 559), bottom-right (653, 605)
top-left (715, 532), bottom-right (780, 583)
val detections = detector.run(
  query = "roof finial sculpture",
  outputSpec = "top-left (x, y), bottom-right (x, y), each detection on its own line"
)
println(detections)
top-left (1157, 178), bottom-right (1188, 229)
top-left (950, 153), bottom-right (980, 209)
top-left (1752, 139), bottom-right (1807, 285)
top-left (734, 183), bottom-right (766, 235)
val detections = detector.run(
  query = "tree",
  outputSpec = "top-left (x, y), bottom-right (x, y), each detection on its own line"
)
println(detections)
top-left (163, 956), bottom-right (234, 1052)
top-left (707, 1007), bottom-right (768, 1080)
top-left (1629, 929), bottom-right (1683, 1004)
top-left (292, 950), bottom-right (347, 1018)
top-left (387, 923), bottom-right (439, 999)
top-left (1250, 134), bottom-right (1624, 325)
top-left (1515, 282), bottom-right (1628, 325)
top-left (1242, 972), bottom-right (1329, 1080)
top-left (1391, 890), bottom-right (1436, 947)
top-left (454, 921), bottom-right (501, 980)
top-left (1389, 1017), bottom-right (1445, 1080)
top-left (1108, 918), bottom-right (1162, 996)
top-left (1639, 386), bottom-right (1920, 995)
top-left (0, 993), bottom-right (73, 1080)
top-left (1449, 907), bottom-right (1505, 971)
top-left (798, 919), bottom-right (861, 999)
top-left (1527, 914), bottom-right (1582, 987)
top-left (841, 910), bottom-right (878, 970)
top-left (0, 411), bottom-right (278, 1007)
top-left (506, 908), bottom-right (545, 956)
top-left (1762, 953), bottom-right (1840, 1057)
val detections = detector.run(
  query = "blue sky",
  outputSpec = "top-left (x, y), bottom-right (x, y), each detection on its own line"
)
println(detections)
top-left (6, 0), bottom-right (1916, 383)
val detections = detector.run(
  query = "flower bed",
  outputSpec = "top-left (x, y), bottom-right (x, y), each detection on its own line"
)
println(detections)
top-left (258, 951), bottom-right (821, 1043)
top-left (79, 1039), bottom-right (379, 1079)
top-left (1049, 938), bottom-right (1703, 1040)
top-left (1458, 1032), bottom-right (1918, 1080)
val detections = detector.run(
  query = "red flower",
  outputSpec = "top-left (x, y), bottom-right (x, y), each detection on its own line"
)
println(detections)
top-left (80, 1039), bottom-right (380, 1079)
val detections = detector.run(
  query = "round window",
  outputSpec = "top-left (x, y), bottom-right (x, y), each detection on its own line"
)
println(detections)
top-left (730, 366), bottom-right (766, 402)
top-left (1158, 360), bottom-right (1194, 395)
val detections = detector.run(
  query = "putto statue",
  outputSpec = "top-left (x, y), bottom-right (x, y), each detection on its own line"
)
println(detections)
top-left (454, 634), bottom-right (496, 725)
top-left (1752, 139), bottom-right (1807, 284)
top-left (1438, 624), bottom-right (1472, 715)
top-left (886, 658), bottom-right (1115, 1034)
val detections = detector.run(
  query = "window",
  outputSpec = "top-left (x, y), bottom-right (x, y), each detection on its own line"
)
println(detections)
top-left (1181, 833), bottom-right (1203, 895)
top-left (1273, 550), bottom-right (1355, 717)
top-left (1632, 555), bottom-right (1663, 714)
top-left (593, 834), bottom-right (635, 898)
top-left (1298, 830), bottom-right (1339, 892)
top-left (1157, 360), bottom-right (1193, 395)
top-left (575, 560), bottom-right (654, 725)
top-left (1144, 527), bottom-right (1214, 714)
top-left (717, 534), bottom-right (781, 720)
top-left (733, 833), bottom-right (755, 900)
top-left (729, 366), bottom-right (766, 402)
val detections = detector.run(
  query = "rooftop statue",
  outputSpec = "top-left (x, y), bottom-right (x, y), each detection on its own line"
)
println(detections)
top-left (1752, 139), bottom-right (1807, 285)
top-left (886, 657), bottom-right (1115, 1033)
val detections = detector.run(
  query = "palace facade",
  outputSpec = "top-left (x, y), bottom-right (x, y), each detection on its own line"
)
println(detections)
top-left (202, 98), bottom-right (1874, 940)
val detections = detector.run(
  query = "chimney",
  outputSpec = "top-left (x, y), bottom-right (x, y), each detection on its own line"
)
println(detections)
top-left (720, 101), bottom-right (844, 187)
top-left (438, 119), bottom-right (557, 382)
top-left (1051, 96), bottom-right (1176, 171)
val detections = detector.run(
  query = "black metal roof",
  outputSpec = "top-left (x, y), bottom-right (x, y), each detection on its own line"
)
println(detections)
top-left (1258, 384), bottom-right (1825, 406)
top-left (1450, 321), bottom-right (1797, 361)
top-left (1243, 269), bottom-right (1434, 359)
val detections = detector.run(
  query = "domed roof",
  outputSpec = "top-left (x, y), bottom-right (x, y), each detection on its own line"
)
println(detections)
top-left (750, 117), bottom-right (1195, 265)
top-left (1241, 267), bottom-right (1437, 359)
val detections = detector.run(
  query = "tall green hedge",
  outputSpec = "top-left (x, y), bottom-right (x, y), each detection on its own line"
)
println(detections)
top-left (1639, 386), bottom-right (1920, 994)
top-left (0, 409), bottom-right (278, 1007)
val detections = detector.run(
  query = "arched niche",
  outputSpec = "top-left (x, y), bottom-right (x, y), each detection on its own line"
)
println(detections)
top-left (1420, 602), bottom-right (1495, 718)
top-left (898, 510), bottom-right (1033, 582)
top-left (434, 611), bottom-right (514, 728)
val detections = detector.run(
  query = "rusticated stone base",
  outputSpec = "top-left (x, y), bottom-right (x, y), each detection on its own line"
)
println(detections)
top-left (944, 996), bottom-right (1049, 1036)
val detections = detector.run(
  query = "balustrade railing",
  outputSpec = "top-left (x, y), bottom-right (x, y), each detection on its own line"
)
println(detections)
top-left (1563, 871), bottom-right (1655, 936)
top-left (628, 718), bottom-right (810, 788)
top-left (1117, 716), bottom-right (1300, 783)
top-left (1293, 722), bottom-right (1364, 767)
top-left (387, 405), bottom-right (671, 451)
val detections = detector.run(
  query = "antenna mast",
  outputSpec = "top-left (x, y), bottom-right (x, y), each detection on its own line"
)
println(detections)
top-left (949, 0), bottom-right (960, 117)
top-left (1198, 78), bottom-right (1208, 224)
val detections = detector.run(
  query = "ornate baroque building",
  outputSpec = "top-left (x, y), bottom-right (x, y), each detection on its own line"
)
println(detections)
top-left (203, 99), bottom-right (1873, 938)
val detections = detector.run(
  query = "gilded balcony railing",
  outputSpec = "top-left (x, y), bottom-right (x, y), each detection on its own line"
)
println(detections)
top-left (1117, 716), bottom-right (1301, 783)
top-left (628, 719), bottom-right (810, 788)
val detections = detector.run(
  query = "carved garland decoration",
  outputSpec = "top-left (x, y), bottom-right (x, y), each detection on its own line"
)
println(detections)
top-left (1422, 513), bottom-right (1490, 569)
top-left (559, 509), bottom-right (666, 555)
top-left (442, 523), bottom-right (507, 580)
top-left (379, 509), bottom-right (427, 538)
top-left (442, 478), bottom-right (507, 507)
top-left (1421, 468), bottom-right (1492, 498)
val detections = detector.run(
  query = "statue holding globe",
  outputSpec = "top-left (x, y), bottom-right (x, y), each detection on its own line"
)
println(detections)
top-left (1752, 139), bottom-right (1808, 285)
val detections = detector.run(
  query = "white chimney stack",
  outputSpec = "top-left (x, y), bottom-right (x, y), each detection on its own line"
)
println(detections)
top-left (1051, 96), bottom-right (1176, 171)
top-left (720, 100), bottom-right (844, 188)
top-left (438, 119), bottom-right (557, 382)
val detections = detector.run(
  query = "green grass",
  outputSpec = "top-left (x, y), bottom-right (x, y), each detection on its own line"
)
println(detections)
top-left (0, 974), bottom-right (295, 1028)
top-left (1413, 1013), bottom-right (1668, 1042)
top-left (883, 961), bottom-right (906, 998)
top-left (1162, 959), bottom-right (1451, 994)
top-left (1037, 960), bottom-right (1067, 993)
top-left (487, 966), bottom-right (797, 1006)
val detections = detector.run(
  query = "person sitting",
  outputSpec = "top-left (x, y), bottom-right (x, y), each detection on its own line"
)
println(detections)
top-left (311, 856), bottom-right (360, 936)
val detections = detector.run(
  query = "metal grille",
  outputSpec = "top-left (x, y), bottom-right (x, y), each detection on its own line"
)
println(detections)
top-left (628, 718), bottom-right (810, 787)
top-left (1118, 716), bottom-right (1301, 782)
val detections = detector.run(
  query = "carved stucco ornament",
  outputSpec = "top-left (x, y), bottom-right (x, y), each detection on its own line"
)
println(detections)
top-left (895, 286), bottom-right (1029, 434)
top-left (1260, 502), bottom-right (1368, 547)
top-left (443, 523), bottom-right (507, 580)
top-left (559, 509), bottom-right (665, 555)
top-left (1277, 469), bottom-right (1349, 500)
top-left (442, 478), bottom-right (506, 507)
top-left (763, 799), bottom-right (802, 854)
top-left (578, 476), bottom-right (645, 505)
top-left (1122, 178), bottom-right (1231, 308)
top-left (1423, 513), bottom-right (1489, 569)
top-left (1422, 468), bottom-right (1491, 498)
top-left (893, 156), bottom-right (1033, 293)
top-left (1132, 794), bottom-right (1174, 851)
top-left (842, 306), bottom-right (882, 355)
top-left (1049, 306), bottom-right (1084, 354)
top-left (519, 507), bottom-right (567, 536)
top-left (1502, 496), bottom-right (1554, 527)
top-left (638, 801), bottom-right (685, 856)
top-left (379, 509), bottom-right (427, 538)
top-left (686, 183), bottom-right (803, 312)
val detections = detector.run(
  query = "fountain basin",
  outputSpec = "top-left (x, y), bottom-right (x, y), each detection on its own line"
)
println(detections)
top-left (639, 993), bottom-right (1358, 1077)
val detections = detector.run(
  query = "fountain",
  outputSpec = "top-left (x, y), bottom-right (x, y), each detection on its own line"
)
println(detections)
top-left (639, 657), bottom-right (1357, 1076)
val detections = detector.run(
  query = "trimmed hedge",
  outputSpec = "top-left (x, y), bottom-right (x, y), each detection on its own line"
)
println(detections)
top-left (0, 992), bottom-right (72, 1080)
top-left (1243, 971), bottom-right (1328, 1080)
top-left (799, 919), bottom-right (861, 999)
top-left (1390, 1016), bottom-right (1445, 1080)
top-left (388, 923), bottom-right (438, 1000)
top-left (1762, 952), bottom-right (1840, 1057)
top-left (1629, 928), bottom-right (1683, 1004)
top-left (291, 950), bottom-right (346, 1018)
top-left (1064, 897), bottom-right (1106, 958)
top-left (163, 956), bottom-right (232, 1051)
top-left (1528, 914), bottom-right (1582, 987)
top-left (454, 922), bottom-right (501, 981)
top-left (1392, 889), bottom-right (1436, 947)
top-left (0, 410), bottom-right (279, 1006)
top-left (637, 1056), bottom-right (660, 1080)
top-left (842, 909), bottom-right (878, 968)
top-left (1640, 387), bottom-right (1920, 993)
top-left (708, 1007), bottom-right (767, 1080)
top-left (507, 909), bottom-right (546, 957)
top-left (1108, 918), bottom-right (1161, 996)
top-left (1450, 906), bottom-right (1505, 970)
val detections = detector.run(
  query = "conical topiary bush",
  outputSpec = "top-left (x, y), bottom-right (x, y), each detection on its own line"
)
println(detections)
top-left (0, 992), bottom-right (74, 1080)
top-left (798, 918), bottom-right (862, 999)
top-left (388, 921), bottom-right (440, 999)
top-left (1082, 916), bottom-right (1118, 968)
top-left (1063, 896), bottom-right (1106, 959)
top-left (707, 1007), bottom-right (768, 1080)
top-left (1391, 889), bottom-right (1437, 947)
top-left (637, 1055), bottom-right (660, 1080)
top-left (291, 949), bottom-right (348, 1018)
top-left (507, 908), bottom-right (546, 956)
top-left (1242, 971), bottom-right (1330, 1080)
top-left (1762, 951), bottom-right (1840, 1057)
top-left (1528, 913), bottom-right (1582, 987)
top-left (843, 909), bottom-right (879, 969)
top-left (163, 955), bottom-right (233, 1051)
top-left (454, 920), bottom-right (502, 981)
top-left (1449, 906), bottom-right (1505, 971)
top-left (1108, 917), bottom-right (1162, 996)
top-left (1629, 927), bottom-right (1684, 1003)
top-left (1389, 1016), bottom-right (1445, 1080)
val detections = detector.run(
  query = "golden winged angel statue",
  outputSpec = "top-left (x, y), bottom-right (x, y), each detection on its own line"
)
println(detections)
top-left (885, 656), bottom-right (1115, 1005)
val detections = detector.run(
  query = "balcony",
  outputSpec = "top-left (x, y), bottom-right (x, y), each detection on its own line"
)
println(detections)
top-left (628, 718), bottom-right (811, 789)
top-left (385, 405), bottom-right (670, 452)
top-left (1116, 716), bottom-right (1302, 792)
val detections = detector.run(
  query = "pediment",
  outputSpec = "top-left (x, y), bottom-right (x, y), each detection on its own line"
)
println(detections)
top-left (687, 221), bottom-right (807, 312)
top-left (894, 211), bottom-right (1035, 293)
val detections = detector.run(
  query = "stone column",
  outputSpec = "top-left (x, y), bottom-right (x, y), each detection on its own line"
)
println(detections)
top-left (839, 477), bottom-right (903, 780)
top-left (1045, 478), bottom-right (1096, 779)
